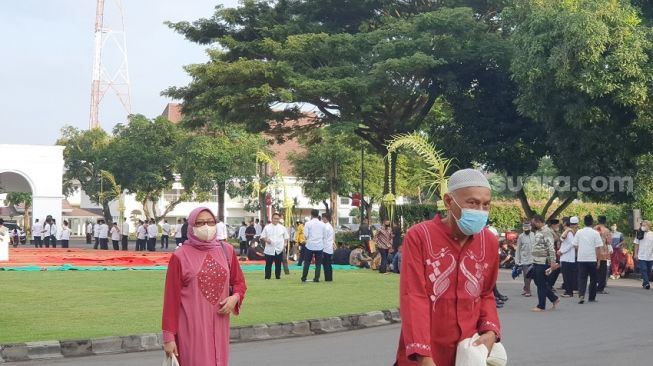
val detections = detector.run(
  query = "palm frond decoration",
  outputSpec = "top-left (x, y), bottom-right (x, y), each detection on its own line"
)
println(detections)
top-left (255, 151), bottom-right (294, 229)
top-left (385, 132), bottom-right (453, 201)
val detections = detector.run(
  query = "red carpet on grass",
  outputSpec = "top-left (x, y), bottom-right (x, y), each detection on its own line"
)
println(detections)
top-left (1, 248), bottom-right (268, 268)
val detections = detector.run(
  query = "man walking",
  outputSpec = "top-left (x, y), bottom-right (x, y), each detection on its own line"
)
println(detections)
top-left (302, 209), bottom-right (326, 283)
top-left (573, 215), bottom-right (603, 304)
top-left (375, 219), bottom-right (394, 274)
top-left (121, 218), bottom-right (129, 251)
top-left (260, 213), bottom-right (288, 280)
top-left (530, 215), bottom-right (560, 312)
top-left (110, 222), bottom-right (121, 250)
top-left (147, 219), bottom-right (158, 252)
top-left (634, 220), bottom-right (653, 290)
top-left (395, 169), bottom-right (500, 366)
top-left (174, 219), bottom-right (183, 247)
top-left (33, 218), bottom-right (43, 248)
top-left (93, 219), bottom-right (100, 249)
top-left (161, 220), bottom-right (170, 249)
top-left (322, 213), bottom-right (335, 282)
top-left (216, 218), bottom-right (228, 241)
top-left (558, 217), bottom-right (579, 297)
top-left (85, 221), bottom-right (93, 245)
top-left (516, 222), bottom-right (535, 297)
top-left (136, 220), bottom-right (146, 251)
top-left (594, 216), bottom-right (612, 294)
top-left (98, 219), bottom-right (109, 250)
top-left (238, 221), bottom-right (248, 257)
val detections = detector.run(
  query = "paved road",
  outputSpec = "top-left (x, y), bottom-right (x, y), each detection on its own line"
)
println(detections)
top-left (13, 272), bottom-right (653, 365)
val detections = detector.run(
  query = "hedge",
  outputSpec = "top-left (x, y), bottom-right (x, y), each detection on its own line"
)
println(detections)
top-left (397, 201), bottom-right (631, 233)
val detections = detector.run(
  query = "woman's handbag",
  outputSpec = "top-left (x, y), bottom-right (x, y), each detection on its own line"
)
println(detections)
top-left (219, 241), bottom-right (234, 296)
top-left (161, 354), bottom-right (180, 366)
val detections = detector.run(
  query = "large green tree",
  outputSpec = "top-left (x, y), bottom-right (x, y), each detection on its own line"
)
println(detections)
top-left (165, 2), bottom-right (507, 198)
top-left (57, 127), bottom-right (116, 223)
top-left (176, 129), bottom-right (265, 221)
top-left (507, 0), bottom-right (653, 218)
top-left (109, 115), bottom-right (183, 221)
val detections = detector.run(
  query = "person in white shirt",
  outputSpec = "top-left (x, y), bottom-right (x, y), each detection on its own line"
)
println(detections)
top-left (161, 220), bottom-right (171, 249)
top-left (558, 216), bottom-right (579, 297)
top-left (136, 220), bottom-right (147, 251)
top-left (32, 219), bottom-right (43, 248)
top-left (572, 215), bottom-right (603, 304)
top-left (110, 222), bottom-right (121, 250)
top-left (147, 219), bottom-right (158, 252)
top-left (42, 218), bottom-right (58, 248)
top-left (238, 221), bottom-right (248, 257)
top-left (302, 209), bottom-right (326, 283)
top-left (86, 221), bottom-right (93, 245)
top-left (216, 219), bottom-right (228, 241)
top-left (59, 220), bottom-right (71, 248)
top-left (254, 219), bottom-right (263, 242)
top-left (98, 219), bottom-right (110, 250)
top-left (174, 218), bottom-right (183, 246)
top-left (0, 219), bottom-right (9, 261)
top-left (634, 220), bottom-right (653, 290)
top-left (260, 213), bottom-right (289, 280)
top-left (322, 213), bottom-right (336, 282)
top-left (121, 218), bottom-right (130, 251)
top-left (93, 219), bottom-right (101, 249)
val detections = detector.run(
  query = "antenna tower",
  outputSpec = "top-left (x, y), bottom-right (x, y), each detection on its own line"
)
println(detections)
top-left (89, 0), bottom-right (132, 129)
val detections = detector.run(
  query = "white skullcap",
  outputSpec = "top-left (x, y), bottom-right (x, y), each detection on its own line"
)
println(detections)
top-left (447, 169), bottom-right (491, 193)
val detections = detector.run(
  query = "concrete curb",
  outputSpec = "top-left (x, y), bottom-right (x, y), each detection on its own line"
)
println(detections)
top-left (0, 309), bottom-right (401, 363)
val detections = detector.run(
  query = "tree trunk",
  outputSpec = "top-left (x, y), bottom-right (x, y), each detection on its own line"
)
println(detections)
top-left (217, 180), bottom-right (226, 222)
top-left (514, 180), bottom-right (535, 219)
top-left (322, 200), bottom-right (330, 215)
top-left (24, 203), bottom-right (31, 237)
top-left (102, 200), bottom-right (113, 224)
top-left (258, 163), bottom-right (268, 224)
top-left (329, 162), bottom-right (338, 226)
top-left (547, 194), bottom-right (577, 222)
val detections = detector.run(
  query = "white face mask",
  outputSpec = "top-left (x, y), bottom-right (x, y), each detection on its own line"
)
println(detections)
top-left (193, 224), bottom-right (217, 241)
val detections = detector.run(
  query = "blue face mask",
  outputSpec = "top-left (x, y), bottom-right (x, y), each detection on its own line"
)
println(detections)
top-left (451, 198), bottom-right (489, 236)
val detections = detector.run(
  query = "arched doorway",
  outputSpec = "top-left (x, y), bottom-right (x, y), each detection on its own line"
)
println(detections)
top-left (0, 145), bottom-right (64, 239)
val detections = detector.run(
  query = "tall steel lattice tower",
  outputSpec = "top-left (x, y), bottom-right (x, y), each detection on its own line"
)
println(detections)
top-left (89, 0), bottom-right (132, 129)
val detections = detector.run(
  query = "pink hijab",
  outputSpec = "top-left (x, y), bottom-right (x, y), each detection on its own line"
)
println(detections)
top-left (184, 206), bottom-right (219, 251)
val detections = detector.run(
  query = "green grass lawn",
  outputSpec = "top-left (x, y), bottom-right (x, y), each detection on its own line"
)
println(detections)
top-left (0, 268), bottom-right (398, 343)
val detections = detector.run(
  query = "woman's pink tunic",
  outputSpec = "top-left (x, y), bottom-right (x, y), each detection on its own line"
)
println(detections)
top-left (162, 220), bottom-right (246, 366)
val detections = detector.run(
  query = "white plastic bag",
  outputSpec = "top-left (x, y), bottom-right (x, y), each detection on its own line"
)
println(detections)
top-left (455, 333), bottom-right (508, 366)
top-left (162, 354), bottom-right (180, 366)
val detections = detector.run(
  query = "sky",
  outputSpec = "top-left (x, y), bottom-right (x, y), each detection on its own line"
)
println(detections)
top-left (0, 0), bottom-right (239, 145)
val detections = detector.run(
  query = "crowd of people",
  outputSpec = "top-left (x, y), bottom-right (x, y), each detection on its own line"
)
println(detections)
top-left (513, 213), bottom-right (647, 312)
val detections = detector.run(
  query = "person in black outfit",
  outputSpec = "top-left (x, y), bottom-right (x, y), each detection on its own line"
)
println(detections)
top-left (245, 221), bottom-right (256, 257)
top-left (357, 219), bottom-right (373, 253)
top-left (332, 244), bottom-right (351, 265)
top-left (180, 218), bottom-right (188, 243)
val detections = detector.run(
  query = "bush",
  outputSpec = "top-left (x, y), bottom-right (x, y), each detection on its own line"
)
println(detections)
top-left (397, 201), bottom-right (630, 233)
top-left (335, 231), bottom-right (360, 248)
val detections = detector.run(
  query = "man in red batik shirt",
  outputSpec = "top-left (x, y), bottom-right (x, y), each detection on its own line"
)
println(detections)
top-left (395, 169), bottom-right (501, 366)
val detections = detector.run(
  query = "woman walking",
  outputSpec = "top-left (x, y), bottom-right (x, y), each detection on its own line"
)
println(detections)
top-left (162, 207), bottom-right (247, 365)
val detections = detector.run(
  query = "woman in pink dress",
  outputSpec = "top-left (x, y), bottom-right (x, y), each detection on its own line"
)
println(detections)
top-left (162, 207), bottom-right (247, 365)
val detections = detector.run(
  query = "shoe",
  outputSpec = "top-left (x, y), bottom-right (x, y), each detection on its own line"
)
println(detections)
top-left (645, 284), bottom-right (650, 290)
top-left (609, 275), bottom-right (616, 280)
top-left (496, 299), bottom-right (504, 306)
top-left (496, 303), bottom-right (504, 309)
top-left (530, 307), bottom-right (545, 312)
top-left (578, 297), bottom-right (585, 304)
top-left (498, 295), bottom-right (509, 302)
top-left (561, 293), bottom-right (572, 298)
top-left (521, 292), bottom-right (532, 297)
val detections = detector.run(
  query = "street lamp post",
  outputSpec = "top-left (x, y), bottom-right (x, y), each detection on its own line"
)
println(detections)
top-left (360, 146), bottom-right (365, 224)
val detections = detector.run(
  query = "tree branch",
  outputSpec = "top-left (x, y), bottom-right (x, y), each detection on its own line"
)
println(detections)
top-left (541, 191), bottom-right (559, 217)
top-left (514, 178), bottom-right (535, 219)
top-left (547, 194), bottom-right (577, 222)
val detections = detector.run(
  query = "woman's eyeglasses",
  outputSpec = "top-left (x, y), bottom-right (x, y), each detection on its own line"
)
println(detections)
top-left (193, 220), bottom-right (217, 227)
